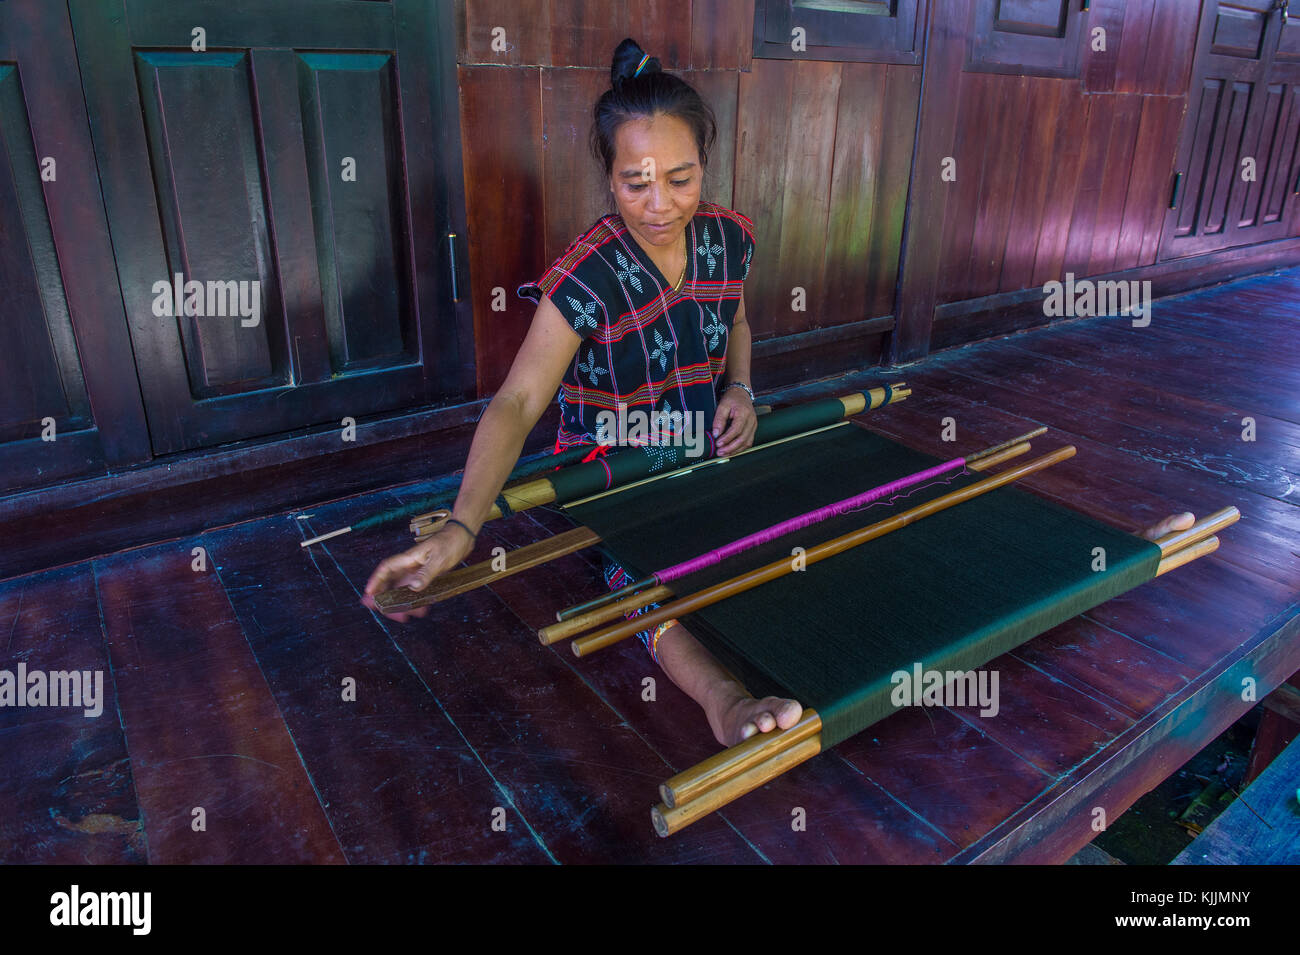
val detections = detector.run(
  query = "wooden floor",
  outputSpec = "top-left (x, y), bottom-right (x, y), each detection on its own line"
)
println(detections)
top-left (3, 268), bottom-right (1298, 864)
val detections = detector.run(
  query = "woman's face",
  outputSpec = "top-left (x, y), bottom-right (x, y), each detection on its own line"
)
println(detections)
top-left (608, 113), bottom-right (702, 251)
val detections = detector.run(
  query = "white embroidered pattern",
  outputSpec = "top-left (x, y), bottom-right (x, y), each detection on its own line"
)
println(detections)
top-left (696, 226), bottom-right (724, 277)
top-left (577, 348), bottom-right (608, 385)
top-left (613, 249), bottom-right (644, 293)
top-left (702, 306), bottom-right (726, 352)
top-left (565, 294), bottom-right (600, 331)
top-left (650, 328), bottom-right (675, 372)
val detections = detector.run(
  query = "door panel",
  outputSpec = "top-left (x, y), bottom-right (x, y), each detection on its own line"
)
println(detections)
top-left (70, 0), bottom-right (471, 454)
top-left (0, 1), bottom-right (151, 494)
top-left (967, 0), bottom-right (1082, 77)
top-left (1161, 0), bottom-right (1300, 258)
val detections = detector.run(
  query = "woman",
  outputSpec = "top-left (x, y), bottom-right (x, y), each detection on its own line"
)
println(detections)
top-left (362, 39), bottom-right (803, 746)
top-left (362, 38), bottom-right (1199, 747)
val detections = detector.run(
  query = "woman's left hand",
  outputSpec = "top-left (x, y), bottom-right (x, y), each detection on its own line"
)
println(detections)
top-left (712, 387), bottom-right (757, 456)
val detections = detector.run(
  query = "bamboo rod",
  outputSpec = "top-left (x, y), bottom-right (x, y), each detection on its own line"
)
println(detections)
top-left (651, 511), bottom-right (1232, 836)
top-left (1155, 535), bottom-right (1220, 576)
top-left (407, 387), bottom-right (910, 534)
top-left (548, 438), bottom-right (1037, 632)
top-left (1153, 506), bottom-right (1240, 557)
top-left (652, 736), bottom-right (823, 837)
top-left (543, 441), bottom-right (1033, 641)
top-left (570, 445), bottom-right (1077, 657)
top-left (539, 585), bottom-right (675, 645)
top-left (964, 426), bottom-right (1047, 463)
top-left (375, 526), bottom-right (602, 613)
top-left (660, 710), bottom-right (823, 809)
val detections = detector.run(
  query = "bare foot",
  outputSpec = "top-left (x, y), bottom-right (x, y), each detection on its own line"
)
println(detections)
top-left (706, 681), bottom-right (803, 747)
top-left (1142, 511), bottom-right (1195, 540)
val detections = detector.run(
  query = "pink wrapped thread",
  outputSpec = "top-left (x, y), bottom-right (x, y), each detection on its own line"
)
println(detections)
top-left (658, 456), bottom-right (967, 583)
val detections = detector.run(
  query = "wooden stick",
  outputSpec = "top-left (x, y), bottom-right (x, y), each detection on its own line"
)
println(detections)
top-left (375, 526), bottom-right (601, 612)
top-left (570, 446), bottom-right (1077, 657)
top-left (299, 525), bottom-right (353, 548)
top-left (652, 736), bottom-right (823, 838)
top-left (539, 586), bottom-right (675, 645)
top-left (1155, 535), bottom-right (1220, 576)
top-left (547, 438), bottom-right (1037, 633)
top-left (407, 387), bottom-right (910, 534)
top-left (660, 710), bottom-right (823, 809)
top-left (1153, 506), bottom-right (1239, 557)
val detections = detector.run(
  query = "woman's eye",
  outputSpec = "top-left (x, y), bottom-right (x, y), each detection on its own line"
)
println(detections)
top-left (671, 179), bottom-right (690, 186)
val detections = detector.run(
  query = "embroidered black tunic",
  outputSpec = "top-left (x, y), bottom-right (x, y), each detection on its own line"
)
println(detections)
top-left (517, 200), bottom-right (756, 450)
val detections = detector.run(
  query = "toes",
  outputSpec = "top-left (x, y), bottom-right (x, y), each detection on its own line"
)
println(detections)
top-left (776, 700), bottom-right (803, 729)
top-left (738, 721), bottom-right (758, 742)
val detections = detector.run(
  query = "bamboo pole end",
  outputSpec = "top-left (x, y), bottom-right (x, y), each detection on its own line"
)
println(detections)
top-left (651, 805), bottom-right (671, 839)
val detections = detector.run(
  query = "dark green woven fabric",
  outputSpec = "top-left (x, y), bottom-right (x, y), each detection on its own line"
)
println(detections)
top-left (566, 426), bottom-right (1162, 748)
top-left (547, 394), bottom-right (859, 504)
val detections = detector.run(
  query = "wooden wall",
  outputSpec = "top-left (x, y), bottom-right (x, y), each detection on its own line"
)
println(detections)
top-left (455, 0), bottom-right (1300, 394)
top-left (456, 0), bottom-right (919, 393)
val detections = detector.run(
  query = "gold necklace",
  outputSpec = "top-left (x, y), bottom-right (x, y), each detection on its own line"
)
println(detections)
top-left (673, 232), bottom-right (687, 291)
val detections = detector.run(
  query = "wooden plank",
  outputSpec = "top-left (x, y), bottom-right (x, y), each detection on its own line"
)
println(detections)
top-left (938, 71), bottom-right (994, 305)
top-left (868, 64), bottom-right (921, 319)
top-left (734, 58), bottom-right (795, 340)
top-left (686, 69), bottom-right (739, 209)
top-left (1174, 731), bottom-right (1300, 862)
top-left (775, 59), bottom-right (840, 336)
top-left (824, 62), bottom-right (886, 324)
top-left (961, 608), bottom-right (1300, 863)
top-left (376, 526), bottom-right (602, 610)
top-left (998, 77), bottom-right (1062, 293)
top-left (1061, 94), bottom-right (1116, 278)
top-left (95, 544), bottom-right (346, 864)
top-left (540, 66), bottom-right (615, 270)
top-left (313, 491), bottom-right (763, 862)
top-left (966, 74), bottom-right (1026, 299)
top-left (206, 512), bottom-right (559, 863)
top-left (0, 564), bottom-right (145, 863)
top-left (691, 0), bottom-right (753, 70)
top-left (890, 0), bottom-right (971, 360)
top-left (462, 0), bottom-right (550, 65)
top-left (1031, 81), bottom-right (1091, 288)
top-left (458, 65), bottom-right (546, 395)
top-left (1088, 94), bottom-right (1144, 276)
top-left (834, 701), bottom-right (1052, 852)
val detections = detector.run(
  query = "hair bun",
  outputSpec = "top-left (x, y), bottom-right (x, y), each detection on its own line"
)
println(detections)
top-left (611, 37), bottom-right (661, 87)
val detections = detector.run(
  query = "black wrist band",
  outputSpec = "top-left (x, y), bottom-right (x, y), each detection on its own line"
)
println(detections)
top-left (445, 517), bottom-right (478, 541)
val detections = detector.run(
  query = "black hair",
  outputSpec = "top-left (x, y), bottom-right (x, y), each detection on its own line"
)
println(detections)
top-left (590, 38), bottom-right (718, 179)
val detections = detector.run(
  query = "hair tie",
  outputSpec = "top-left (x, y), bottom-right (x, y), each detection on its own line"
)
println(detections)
top-left (633, 53), bottom-right (650, 77)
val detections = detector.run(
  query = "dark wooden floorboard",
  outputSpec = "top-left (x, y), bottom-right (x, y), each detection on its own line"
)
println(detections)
top-left (206, 513), bottom-right (557, 864)
top-left (300, 491), bottom-right (763, 863)
top-left (95, 545), bottom-right (345, 864)
top-left (0, 565), bottom-right (145, 863)
top-left (4, 267), bottom-right (1296, 863)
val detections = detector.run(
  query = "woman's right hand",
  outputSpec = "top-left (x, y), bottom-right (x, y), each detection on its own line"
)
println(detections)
top-left (361, 523), bottom-right (477, 622)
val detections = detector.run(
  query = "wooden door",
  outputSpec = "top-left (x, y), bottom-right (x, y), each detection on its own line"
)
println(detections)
top-left (0, 0), bottom-right (151, 494)
top-left (69, 0), bottom-right (472, 454)
top-left (1162, 0), bottom-right (1300, 258)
